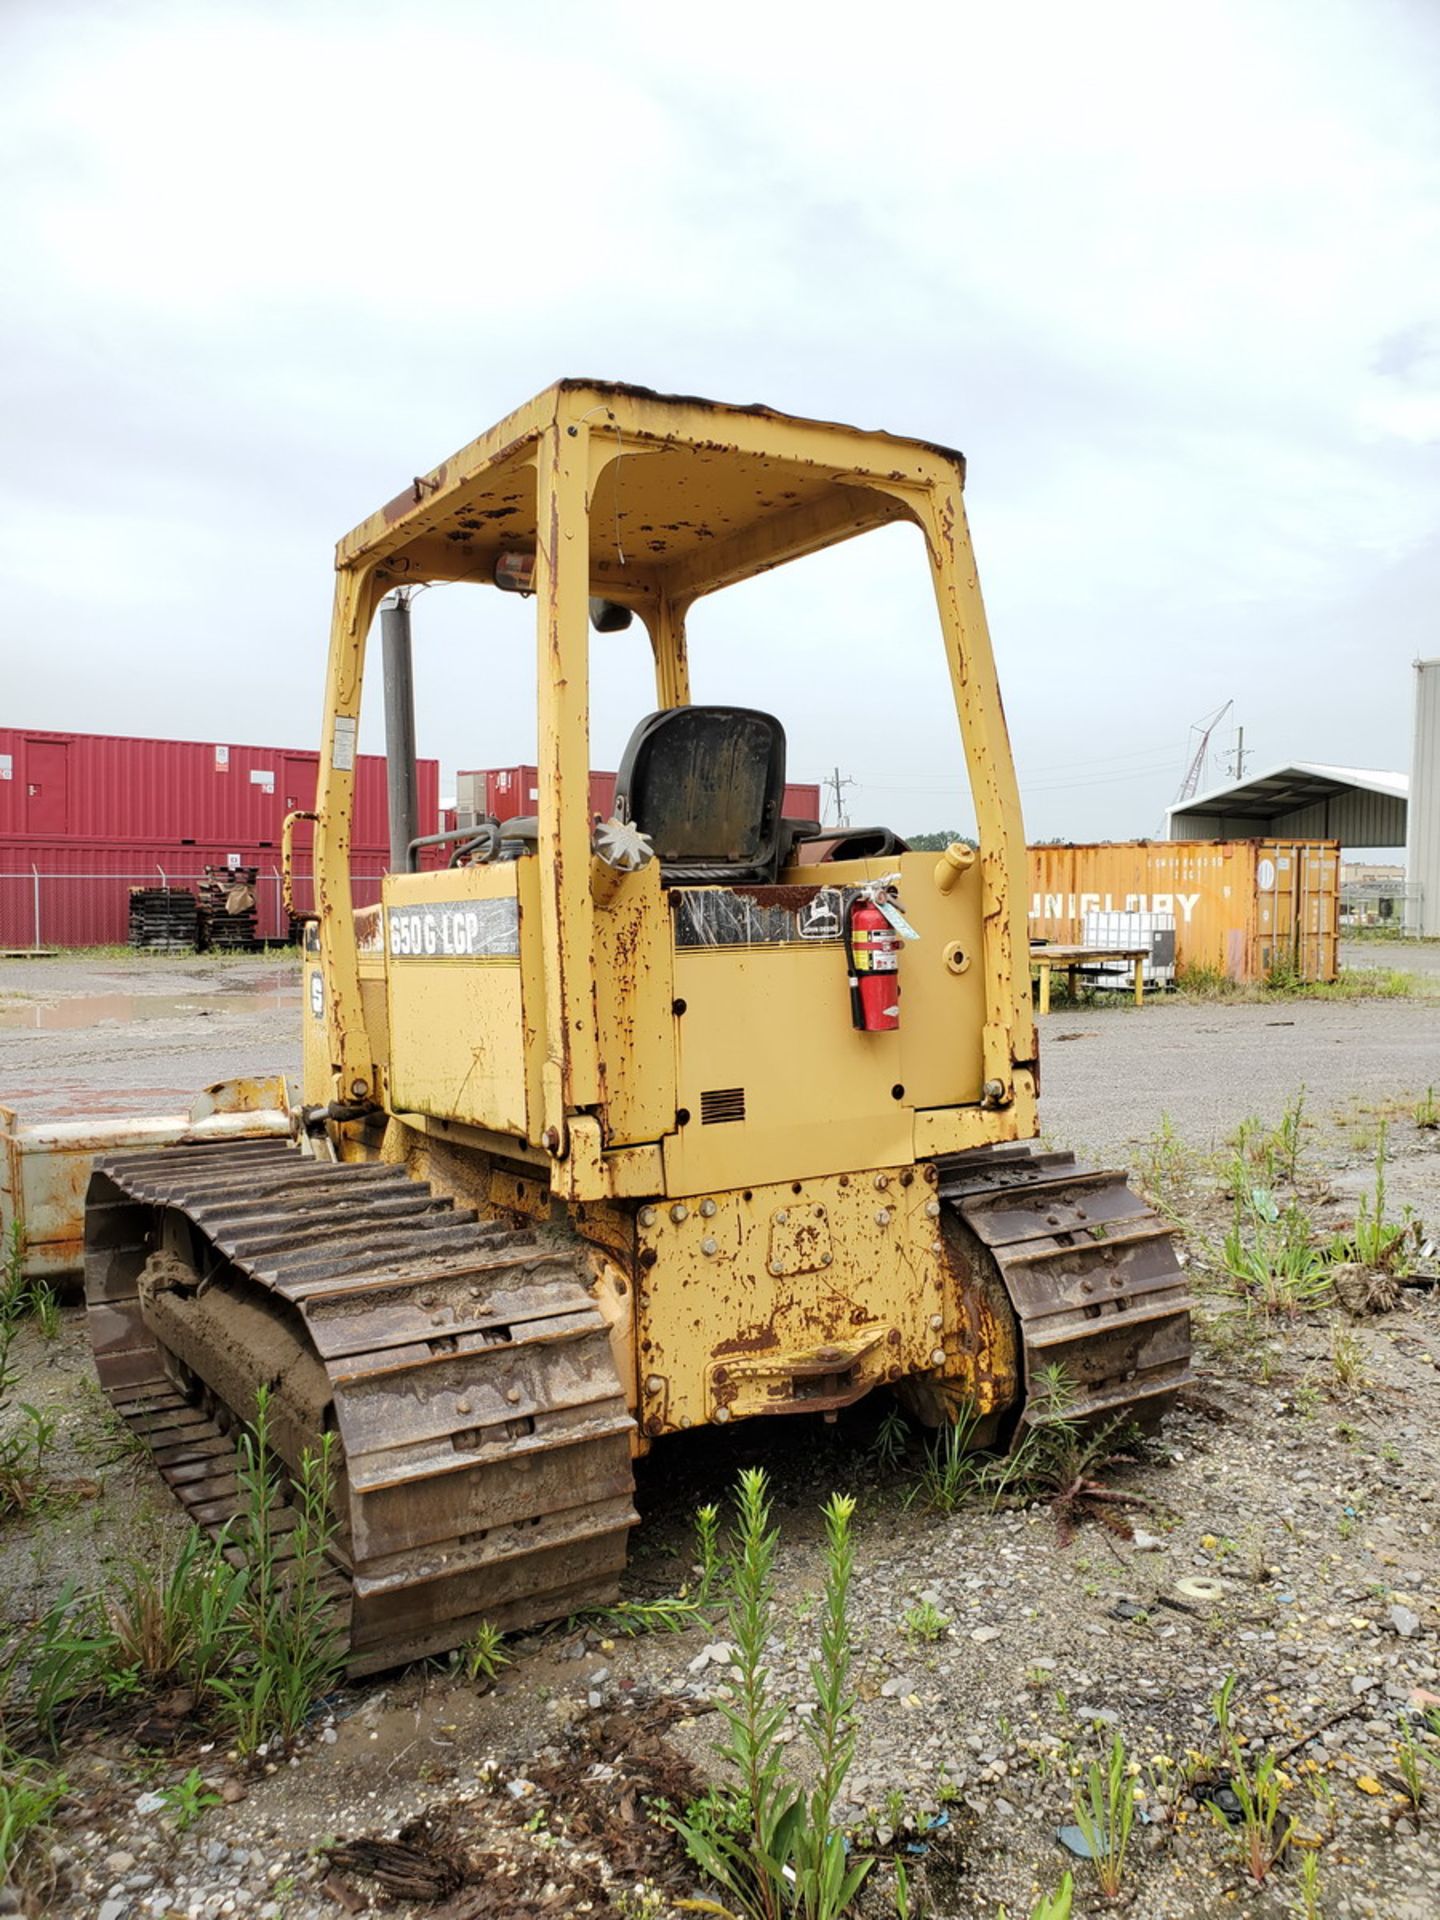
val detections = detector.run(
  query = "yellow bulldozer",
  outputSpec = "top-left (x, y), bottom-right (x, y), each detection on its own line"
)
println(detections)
top-left (76, 382), bottom-right (1190, 1675)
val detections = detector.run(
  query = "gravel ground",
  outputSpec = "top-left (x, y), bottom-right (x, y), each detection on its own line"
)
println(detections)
top-left (0, 953), bottom-right (300, 1119)
top-left (3, 956), bottom-right (1440, 1919)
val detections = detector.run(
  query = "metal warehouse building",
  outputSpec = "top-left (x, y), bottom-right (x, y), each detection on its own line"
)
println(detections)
top-left (1165, 659), bottom-right (1439, 937)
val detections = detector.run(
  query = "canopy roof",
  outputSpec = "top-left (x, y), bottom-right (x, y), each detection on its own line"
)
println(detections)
top-left (1179, 763), bottom-right (1408, 819)
top-left (335, 379), bottom-right (965, 603)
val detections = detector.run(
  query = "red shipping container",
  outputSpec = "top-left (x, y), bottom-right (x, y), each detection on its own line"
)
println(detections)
top-left (0, 729), bottom-right (438, 853)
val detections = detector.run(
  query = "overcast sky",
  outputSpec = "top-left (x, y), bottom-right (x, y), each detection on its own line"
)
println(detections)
top-left (4, 0), bottom-right (1438, 840)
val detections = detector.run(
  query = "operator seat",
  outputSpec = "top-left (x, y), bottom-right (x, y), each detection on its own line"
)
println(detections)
top-left (614, 706), bottom-right (787, 885)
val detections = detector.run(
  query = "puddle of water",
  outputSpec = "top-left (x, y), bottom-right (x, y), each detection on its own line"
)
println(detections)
top-left (0, 989), bottom-right (299, 1031)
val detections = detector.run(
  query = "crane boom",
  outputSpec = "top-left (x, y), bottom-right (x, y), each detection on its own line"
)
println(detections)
top-left (1177, 698), bottom-right (1234, 802)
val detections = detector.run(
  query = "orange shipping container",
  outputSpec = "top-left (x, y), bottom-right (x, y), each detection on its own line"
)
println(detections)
top-left (1026, 840), bottom-right (1339, 984)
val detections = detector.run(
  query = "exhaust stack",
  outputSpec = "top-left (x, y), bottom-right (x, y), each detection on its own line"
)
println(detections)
top-left (381, 593), bottom-right (420, 871)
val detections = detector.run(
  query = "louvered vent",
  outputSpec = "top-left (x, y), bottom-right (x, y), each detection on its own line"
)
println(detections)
top-left (700, 1087), bottom-right (746, 1125)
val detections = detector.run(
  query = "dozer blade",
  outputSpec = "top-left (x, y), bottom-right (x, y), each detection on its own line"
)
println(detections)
top-left (939, 1145), bottom-right (1192, 1430)
top-left (3, 1076), bottom-right (291, 1282)
top-left (85, 1138), bottom-right (637, 1675)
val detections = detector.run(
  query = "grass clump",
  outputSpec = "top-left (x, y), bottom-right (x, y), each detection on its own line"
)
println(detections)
top-left (0, 1328), bottom-right (56, 1523)
top-left (457, 1620), bottom-right (509, 1686)
top-left (586, 1500), bottom-right (723, 1638)
top-left (2, 1387), bottom-right (341, 1757)
top-left (667, 1469), bottom-right (869, 1920)
top-left (908, 1368), bottom-right (1158, 1546)
top-left (0, 1222), bottom-right (61, 1340)
top-left (0, 1742), bottom-right (66, 1885)
top-left (104, 1528), bottom-right (246, 1692)
top-left (1070, 1732), bottom-right (1136, 1899)
top-left (1209, 1675), bottom-right (1294, 1887)
top-left (1218, 1188), bottom-right (1332, 1316)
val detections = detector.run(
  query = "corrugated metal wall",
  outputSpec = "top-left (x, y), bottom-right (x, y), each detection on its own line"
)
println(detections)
top-left (0, 729), bottom-right (438, 850)
top-left (1407, 658), bottom-right (1440, 935)
top-left (1170, 789), bottom-right (1406, 844)
top-left (1028, 840), bottom-right (1339, 982)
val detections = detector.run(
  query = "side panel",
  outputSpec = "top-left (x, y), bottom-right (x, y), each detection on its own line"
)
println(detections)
top-left (382, 866), bottom-right (534, 1136)
top-left (662, 853), bottom-right (986, 1194)
top-left (592, 863), bottom-right (676, 1147)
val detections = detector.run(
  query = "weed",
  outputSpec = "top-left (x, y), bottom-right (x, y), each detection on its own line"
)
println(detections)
top-left (990, 1369), bottom-right (1158, 1544)
top-left (1395, 1720), bottom-right (1429, 1814)
top-left (1308, 1770), bottom-right (1338, 1839)
top-left (1, 1580), bottom-right (115, 1745)
top-left (1329, 1326), bottom-right (1368, 1392)
top-left (909, 1400), bottom-right (987, 1514)
top-left (105, 1529), bottom-right (244, 1691)
top-left (901, 1600), bottom-right (950, 1644)
top-left (1175, 960), bottom-right (1231, 997)
top-left (1335, 1123), bottom-right (1412, 1275)
top-left (667, 1469), bottom-right (870, 1920)
top-left (601, 1595), bottom-right (711, 1635)
top-left (1070, 1732), bottom-right (1136, 1898)
top-left (695, 1501), bottom-right (723, 1601)
top-left (1218, 1189), bottom-right (1332, 1316)
top-left (209, 1389), bottom-right (342, 1753)
top-left (911, 1367), bottom-right (1156, 1542)
top-left (0, 1223), bottom-right (61, 1338)
top-left (998, 1875), bottom-right (1074, 1919)
top-left (1210, 1675), bottom-right (1294, 1886)
top-left (457, 1620), bottom-right (509, 1687)
top-left (159, 1765), bottom-right (221, 1831)
top-left (1416, 1087), bottom-right (1439, 1130)
top-left (1138, 1114), bottom-right (1192, 1210)
top-left (1293, 1848), bottom-right (1321, 1920)
top-left (0, 1742), bottom-right (66, 1882)
top-left (587, 1502), bottom-right (724, 1637)
top-left (0, 1349), bottom-right (55, 1523)
top-left (871, 1404), bottom-right (911, 1474)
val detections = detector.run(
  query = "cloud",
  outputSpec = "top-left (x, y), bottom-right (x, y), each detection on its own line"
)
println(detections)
top-left (3, 0), bottom-right (1437, 840)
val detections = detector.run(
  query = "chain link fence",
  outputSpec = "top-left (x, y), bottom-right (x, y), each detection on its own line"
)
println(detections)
top-left (1338, 880), bottom-right (1422, 930)
top-left (0, 868), bottom-right (388, 951)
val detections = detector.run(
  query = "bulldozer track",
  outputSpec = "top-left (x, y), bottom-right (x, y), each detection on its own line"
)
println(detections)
top-left (85, 1138), bottom-right (637, 1676)
top-left (938, 1145), bottom-right (1192, 1429)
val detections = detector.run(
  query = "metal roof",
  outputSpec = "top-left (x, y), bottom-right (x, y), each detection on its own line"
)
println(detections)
top-left (1176, 762), bottom-right (1408, 822)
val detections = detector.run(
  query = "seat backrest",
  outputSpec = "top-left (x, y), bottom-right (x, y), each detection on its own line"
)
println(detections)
top-left (614, 707), bottom-right (787, 884)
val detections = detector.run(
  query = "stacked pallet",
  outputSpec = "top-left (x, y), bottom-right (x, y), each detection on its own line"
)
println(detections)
top-left (128, 887), bottom-right (199, 952)
top-left (198, 866), bottom-right (259, 951)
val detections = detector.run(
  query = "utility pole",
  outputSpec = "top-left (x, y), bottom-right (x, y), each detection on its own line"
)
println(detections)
top-left (1227, 726), bottom-right (1249, 782)
top-left (823, 765), bottom-right (855, 828)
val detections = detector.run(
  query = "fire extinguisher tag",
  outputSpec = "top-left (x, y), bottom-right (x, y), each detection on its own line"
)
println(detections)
top-left (874, 899), bottom-right (920, 941)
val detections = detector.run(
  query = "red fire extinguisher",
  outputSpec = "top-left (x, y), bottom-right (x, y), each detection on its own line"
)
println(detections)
top-left (846, 893), bottom-right (902, 1031)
